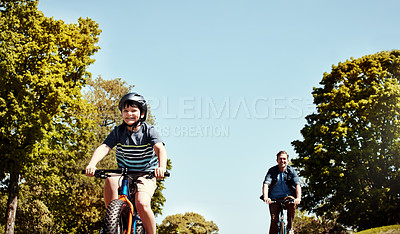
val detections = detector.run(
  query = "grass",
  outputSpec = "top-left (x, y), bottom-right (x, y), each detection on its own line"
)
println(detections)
top-left (356, 225), bottom-right (400, 234)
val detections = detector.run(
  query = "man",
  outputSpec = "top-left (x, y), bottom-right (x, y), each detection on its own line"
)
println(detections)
top-left (262, 151), bottom-right (301, 234)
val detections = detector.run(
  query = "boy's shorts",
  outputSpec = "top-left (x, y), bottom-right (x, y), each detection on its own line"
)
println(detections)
top-left (134, 175), bottom-right (157, 197)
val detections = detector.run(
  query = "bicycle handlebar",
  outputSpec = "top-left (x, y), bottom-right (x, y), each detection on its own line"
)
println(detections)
top-left (270, 199), bottom-right (294, 204)
top-left (259, 195), bottom-right (295, 204)
top-left (81, 168), bottom-right (170, 179)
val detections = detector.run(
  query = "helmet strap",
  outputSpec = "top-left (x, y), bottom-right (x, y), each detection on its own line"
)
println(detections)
top-left (126, 120), bottom-right (141, 129)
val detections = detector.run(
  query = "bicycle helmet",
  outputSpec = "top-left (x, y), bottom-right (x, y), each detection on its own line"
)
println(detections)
top-left (118, 92), bottom-right (148, 122)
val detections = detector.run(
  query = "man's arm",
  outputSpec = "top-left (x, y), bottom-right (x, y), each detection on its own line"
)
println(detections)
top-left (294, 184), bottom-right (301, 205)
top-left (262, 184), bottom-right (272, 204)
top-left (262, 168), bottom-right (273, 204)
top-left (290, 167), bottom-right (302, 205)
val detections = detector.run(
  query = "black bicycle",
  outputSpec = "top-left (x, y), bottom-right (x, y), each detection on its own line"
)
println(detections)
top-left (260, 195), bottom-right (295, 234)
top-left (84, 168), bottom-right (169, 234)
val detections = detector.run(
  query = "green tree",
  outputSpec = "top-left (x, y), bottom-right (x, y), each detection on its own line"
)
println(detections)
top-left (291, 50), bottom-right (400, 231)
top-left (0, 0), bottom-right (100, 233)
top-left (293, 210), bottom-right (348, 234)
top-left (158, 212), bottom-right (219, 234)
top-left (16, 199), bottom-right (54, 232)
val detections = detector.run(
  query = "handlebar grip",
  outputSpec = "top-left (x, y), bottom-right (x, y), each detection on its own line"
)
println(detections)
top-left (82, 169), bottom-right (170, 177)
top-left (81, 169), bottom-right (171, 179)
top-left (260, 195), bottom-right (277, 203)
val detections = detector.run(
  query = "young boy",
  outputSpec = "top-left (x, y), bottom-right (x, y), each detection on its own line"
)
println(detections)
top-left (85, 92), bottom-right (167, 234)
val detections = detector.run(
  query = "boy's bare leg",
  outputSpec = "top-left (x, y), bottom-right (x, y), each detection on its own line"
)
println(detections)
top-left (104, 177), bottom-right (119, 207)
top-left (135, 192), bottom-right (156, 234)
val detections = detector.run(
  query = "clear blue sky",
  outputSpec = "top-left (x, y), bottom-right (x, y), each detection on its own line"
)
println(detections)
top-left (38, 1), bottom-right (400, 233)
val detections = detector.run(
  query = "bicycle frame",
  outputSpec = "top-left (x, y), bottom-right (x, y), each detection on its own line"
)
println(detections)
top-left (271, 198), bottom-right (294, 234)
top-left (273, 200), bottom-right (287, 234)
top-left (118, 173), bottom-right (136, 234)
top-left (260, 195), bottom-right (294, 234)
top-left (107, 169), bottom-right (149, 234)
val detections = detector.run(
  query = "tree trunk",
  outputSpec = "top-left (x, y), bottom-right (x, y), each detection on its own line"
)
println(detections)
top-left (5, 171), bottom-right (19, 234)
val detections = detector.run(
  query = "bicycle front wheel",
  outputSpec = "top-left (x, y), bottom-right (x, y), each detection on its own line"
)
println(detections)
top-left (279, 221), bottom-right (285, 234)
top-left (104, 199), bottom-right (131, 234)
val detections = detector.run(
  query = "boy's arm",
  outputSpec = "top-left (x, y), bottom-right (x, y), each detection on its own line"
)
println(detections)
top-left (85, 144), bottom-right (111, 176)
top-left (153, 142), bottom-right (167, 178)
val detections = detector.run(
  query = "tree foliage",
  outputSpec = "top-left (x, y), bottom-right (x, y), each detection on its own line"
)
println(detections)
top-left (0, 0), bottom-right (100, 232)
top-left (291, 50), bottom-right (400, 231)
top-left (158, 212), bottom-right (219, 234)
top-left (0, 0), bottom-right (100, 180)
top-left (293, 210), bottom-right (348, 234)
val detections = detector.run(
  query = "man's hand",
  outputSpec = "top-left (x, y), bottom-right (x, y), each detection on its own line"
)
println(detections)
top-left (264, 196), bottom-right (272, 204)
top-left (294, 198), bottom-right (301, 205)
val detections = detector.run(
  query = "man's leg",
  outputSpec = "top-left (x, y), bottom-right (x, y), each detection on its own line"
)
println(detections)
top-left (269, 203), bottom-right (281, 234)
top-left (286, 203), bottom-right (296, 231)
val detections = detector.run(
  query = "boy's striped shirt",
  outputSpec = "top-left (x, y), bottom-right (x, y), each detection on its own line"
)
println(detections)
top-left (103, 122), bottom-right (163, 172)
top-left (116, 143), bottom-right (158, 170)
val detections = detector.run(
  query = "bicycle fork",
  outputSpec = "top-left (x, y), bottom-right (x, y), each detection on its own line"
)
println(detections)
top-left (119, 195), bottom-right (134, 234)
top-left (278, 207), bottom-right (286, 234)
top-left (119, 176), bottom-right (135, 234)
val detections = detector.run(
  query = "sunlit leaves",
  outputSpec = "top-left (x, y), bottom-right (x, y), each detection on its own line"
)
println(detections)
top-left (0, 0), bottom-right (100, 232)
top-left (292, 50), bottom-right (400, 231)
top-left (158, 212), bottom-right (219, 234)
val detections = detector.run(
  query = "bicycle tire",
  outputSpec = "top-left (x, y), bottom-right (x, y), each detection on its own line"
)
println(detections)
top-left (104, 199), bottom-right (130, 234)
top-left (279, 221), bottom-right (285, 234)
top-left (134, 219), bottom-right (146, 234)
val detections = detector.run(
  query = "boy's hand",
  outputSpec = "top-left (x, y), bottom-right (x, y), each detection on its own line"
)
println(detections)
top-left (155, 167), bottom-right (166, 179)
top-left (85, 165), bottom-right (97, 177)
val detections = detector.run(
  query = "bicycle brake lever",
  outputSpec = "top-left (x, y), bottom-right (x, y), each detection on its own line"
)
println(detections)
top-left (145, 174), bottom-right (155, 179)
top-left (99, 174), bottom-right (111, 179)
top-left (94, 169), bottom-right (109, 179)
top-left (146, 171), bottom-right (170, 179)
